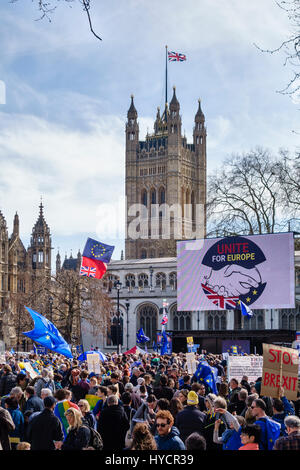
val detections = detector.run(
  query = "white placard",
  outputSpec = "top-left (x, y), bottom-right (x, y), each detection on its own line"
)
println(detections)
top-left (186, 352), bottom-right (197, 375)
top-left (228, 355), bottom-right (263, 383)
top-left (86, 353), bottom-right (101, 375)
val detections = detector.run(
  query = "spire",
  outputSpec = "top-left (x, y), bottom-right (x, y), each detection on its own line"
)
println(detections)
top-left (121, 249), bottom-right (124, 260)
top-left (195, 98), bottom-right (205, 121)
top-left (127, 94), bottom-right (138, 119)
top-left (13, 212), bottom-right (19, 237)
top-left (169, 86), bottom-right (180, 111)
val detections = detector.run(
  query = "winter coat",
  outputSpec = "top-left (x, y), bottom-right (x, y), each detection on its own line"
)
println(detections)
top-left (24, 395), bottom-right (44, 413)
top-left (98, 404), bottom-right (129, 450)
top-left (0, 372), bottom-right (17, 397)
top-left (154, 426), bottom-right (185, 450)
top-left (61, 425), bottom-right (91, 450)
top-left (175, 405), bottom-right (206, 443)
top-left (7, 407), bottom-right (24, 442)
top-left (34, 377), bottom-right (56, 398)
top-left (0, 406), bottom-right (15, 450)
top-left (82, 411), bottom-right (97, 430)
top-left (27, 408), bottom-right (64, 450)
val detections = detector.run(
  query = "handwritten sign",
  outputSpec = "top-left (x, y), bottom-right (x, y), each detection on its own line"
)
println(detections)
top-left (227, 355), bottom-right (263, 383)
top-left (86, 353), bottom-right (101, 375)
top-left (186, 352), bottom-right (197, 375)
top-left (261, 343), bottom-right (299, 400)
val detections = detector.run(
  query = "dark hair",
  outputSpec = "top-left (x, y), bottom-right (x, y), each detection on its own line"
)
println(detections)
top-left (121, 392), bottom-right (132, 405)
top-left (108, 384), bottom-right (118, 394)
top-left (241, 424), bottom-right (261, 443)
top-left (272, 398), bottom-right (284, 413)
top-left (183, 375), bottom-right (190, 383)
top-left (54, 388), bottom-right (68, 401)
top-left (80, 370), bottom-right (89, 380)
top-left (110, 372), bottom-right (119, 380)
top-left (160, 375), bottom-right (168, 386)
top-left (25, 386), bottom-right (35, 396)
top-left (99, 386), bottom-right (108, 396)
top-left (253, 398), bottom-right (266, 412)
top-left (147, 394), bottom-right (157, 404)
top-left (157, 398), bottom-right (170, 410)
top-left (169, 397), bottom-right (183, 419)
top-left (185, 432), bottom-right (207, 450)
top-left (5, 397), bottom-right (18, 409)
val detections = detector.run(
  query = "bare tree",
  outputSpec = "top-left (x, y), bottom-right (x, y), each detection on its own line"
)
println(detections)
top-left (207, 147), bottom-right (293, 237)
top-left (47, 269), bottom-right (112, 345)
top-left (9, 0), bottom-right (102, 41)
top-left (254, 0), bottom-right (300, 99)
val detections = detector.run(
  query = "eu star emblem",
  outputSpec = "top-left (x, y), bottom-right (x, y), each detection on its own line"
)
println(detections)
top-left (82, 238), bottom-right (115, 264)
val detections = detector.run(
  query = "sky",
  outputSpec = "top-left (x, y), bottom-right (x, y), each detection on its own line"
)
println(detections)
top-left (0, 0), bottom-right (299, 267)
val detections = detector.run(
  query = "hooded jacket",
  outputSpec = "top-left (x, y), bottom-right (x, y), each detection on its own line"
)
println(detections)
top-left (154, 426), bottom-right (185, 450)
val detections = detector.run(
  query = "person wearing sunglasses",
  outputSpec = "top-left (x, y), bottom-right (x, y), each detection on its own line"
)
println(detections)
top-left (154, 410), bottom-right (185, 450)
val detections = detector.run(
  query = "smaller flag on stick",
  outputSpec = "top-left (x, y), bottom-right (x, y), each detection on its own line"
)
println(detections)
top-left (240, 300), bottom-right (254, 318)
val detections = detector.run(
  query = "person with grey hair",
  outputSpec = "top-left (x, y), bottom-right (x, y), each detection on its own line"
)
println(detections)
top-left (98, 389), bottom-right (129, 450)
top-left (125, 382), bottom-right (142, 410)
top-left (273, 415), bottom-right (300, 450)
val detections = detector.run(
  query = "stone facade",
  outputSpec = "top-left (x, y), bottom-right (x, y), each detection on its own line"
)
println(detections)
top-left (125, 88), bottom-right (207, 260)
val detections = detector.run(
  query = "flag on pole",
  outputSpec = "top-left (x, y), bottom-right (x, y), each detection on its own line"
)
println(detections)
top-left (161, 314), bottom-right (168, 325)
top-left (168, 51), bottom-right (187, 62)
top-left (136, 328), bottom-right (150, 344)
top-left (240, 300), bottom-right (254, 318)
top-left (80, 238), bottom-right (114, 280)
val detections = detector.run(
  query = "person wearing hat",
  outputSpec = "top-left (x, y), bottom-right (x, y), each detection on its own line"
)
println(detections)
top-left (27, 396), bottom-right (64, 450)
top-left (175, 391), bottom-right (206, 444)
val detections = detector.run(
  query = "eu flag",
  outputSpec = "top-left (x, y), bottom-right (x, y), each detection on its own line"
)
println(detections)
top-left (193, 360), bottom-right (217, 394)
top-left (22, 306), bottom-right (73, 358)
top-left (80, 238), bottom-right (115, 280)
top-left (136, 328), bottom-right (150, 344)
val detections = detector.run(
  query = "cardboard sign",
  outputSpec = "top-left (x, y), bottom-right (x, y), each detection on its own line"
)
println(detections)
top-left (186, 352), bottom-right (197, 375)
top-left (261, 343), bottom-right (299, 400)
top-left (19, 362), bottom-right (39, 379)
top-left (227, 355), bottom-right (263, 383)
top-left (86, 353), bottom-right (101, 375)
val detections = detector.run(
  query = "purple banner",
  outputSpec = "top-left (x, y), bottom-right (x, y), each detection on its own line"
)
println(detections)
top-left (222, 340), bottom-right (250, 355)
top-left (177, 233), bottom-right (295, 311)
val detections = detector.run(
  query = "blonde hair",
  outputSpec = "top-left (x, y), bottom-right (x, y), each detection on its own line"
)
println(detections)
top-left (17, 442), bottom-right (31, 450)
top-left (78, 399), bottom-right (90, 412)
top-left (65, 407), bottom-right (83, 430)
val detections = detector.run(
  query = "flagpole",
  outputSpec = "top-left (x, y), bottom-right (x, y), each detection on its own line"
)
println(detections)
top-left (165, 45), bottom-right (168, 105)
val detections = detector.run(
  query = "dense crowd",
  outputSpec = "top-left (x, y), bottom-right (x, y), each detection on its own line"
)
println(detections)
top-left (0, 349), bottom-right (299, 451)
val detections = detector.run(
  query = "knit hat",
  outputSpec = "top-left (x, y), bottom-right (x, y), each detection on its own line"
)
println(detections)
top-left (187, 391), bottom-right (199, 406)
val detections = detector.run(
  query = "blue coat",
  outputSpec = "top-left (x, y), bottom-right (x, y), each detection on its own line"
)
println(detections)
top-left (8, 408), bottom-right (24, 440)
top-left (155, 426), bottom-right (185, 450)
top-left (24, 395), bottom-right (44, 413)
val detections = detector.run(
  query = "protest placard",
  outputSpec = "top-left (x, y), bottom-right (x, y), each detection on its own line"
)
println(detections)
top-left (186, 352), bottom-right (197, 375)
top-left (19, 362), bottom-right (39, 379)
top-left (261, 343), bottom-right (299, 400)
top-left (227, 355), bottom-right (263, 383)
top-left (86, 353), bottom-right (101, 375)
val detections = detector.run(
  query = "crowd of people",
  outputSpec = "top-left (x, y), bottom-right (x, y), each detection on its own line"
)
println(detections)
top-left (0, 349), bottom-right (299, 451)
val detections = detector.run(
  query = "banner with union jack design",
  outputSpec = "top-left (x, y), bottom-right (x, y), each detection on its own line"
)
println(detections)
top-left (168, 51), bottom-right (187, 62)
top-left (80, 238), bottom-right (114, 280)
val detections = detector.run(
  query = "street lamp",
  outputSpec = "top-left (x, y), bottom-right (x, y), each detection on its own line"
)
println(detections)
top-left (114, 280), bottom-right (122, 354)
top-left (149, 266), bottom-right (154, 291)
top-left (125, 299), bottom-right (130, 350)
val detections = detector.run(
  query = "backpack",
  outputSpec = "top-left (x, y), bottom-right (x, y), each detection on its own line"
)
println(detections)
top-left (86, 426), bottom-right (103, 450)
top-left (259, 417), bottom-right (281, 450)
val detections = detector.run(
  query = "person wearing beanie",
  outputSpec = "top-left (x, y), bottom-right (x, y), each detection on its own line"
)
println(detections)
top-left (175, 391), bottom-right (206, 443)
top-left (27, 396), bottom-right (64, 450)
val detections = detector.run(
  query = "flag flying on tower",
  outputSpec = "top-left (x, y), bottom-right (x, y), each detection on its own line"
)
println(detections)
top-left (168, 51), bottom-right (187, 61)
top-left (80, 238), bottom-right (114, 280)
top-left (22, 307), bottom-right (73, 358)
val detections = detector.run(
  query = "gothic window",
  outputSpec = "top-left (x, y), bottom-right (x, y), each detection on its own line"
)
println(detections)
top-left (169, 272), bottom-right (177, 290)
top-left (159, 187), bottom-right (165, 204)
top-left (151, 189), bottom-right (156, 205)
top-left (105, 274), bottom-right (120, 293)
top-left (129, 132), bottom-right (135, 141)
top-left (138, 304), bottom-right (157, 343)
top-left (155, 272), bottom-right (166, 290)
top-left (279, 306), bottom-right (300, 330)
top-left (150, 249), bottom-right (155, 258)
top-left (125, 273), bottom-right (135, 291)
top-left (1, 242), bottom-right (5, 261)
top-left (141, 190), bottom-right (147, 207)
top-left (38, 251), bottom-right (44, 263)
top-left (32, 253), bottom-right (37, 263)
top-left (206, 311), bottom-right (227, 330)
top-left (106, 310), bottom-right (124, 347)
top-left (140, 249), bottom-right (147, 259)
top-left (171, 305), bottom-right (191, 331)
top-left (138, 273), bottom-right (149, 289)
top-left (242, 310), bottom-right (265, 330)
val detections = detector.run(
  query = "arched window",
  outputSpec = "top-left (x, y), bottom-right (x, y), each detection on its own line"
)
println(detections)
top-left (171, 305), bottom-right (191, 331)
top-left (141, 190), bottom-right (147, 207)
top-left (206, 311), bottom-right (227, 330)
top-left (138, 304), bottom-right (158, 343)
top-left (106, 274), bottom-right (120, 293)
top-left (159, 187), bottom-right (165, 204)
top-left (242, 310), bottom-right (265, 330)
top-left (125, 273), bottom-right (135, 291)
top-left (169, 272), bottom-right (177, 290)
top-left (140, 249), bottom-right (147, 259)
top-left (151, 189), bottom-right (156, 205)
top-left (138, 273), bottom-right (149, 290)
top-left (155, 272), bottom-right (166, 290)
top-left (279, 306), bottom-right (300, 330)
top-left (150, 249), bottom-right (155, 258)
top-left (106, 310), bottom-right (124, 347)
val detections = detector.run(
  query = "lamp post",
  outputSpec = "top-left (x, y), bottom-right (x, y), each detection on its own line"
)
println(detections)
top-left (49, 295), bottom-right (53, 323)
top-left (149, 266), bottom-right (154, 291)
top-left (125, 299), bottom-right (130, 350)
top-left (115, 280), bottom-right (122, 354)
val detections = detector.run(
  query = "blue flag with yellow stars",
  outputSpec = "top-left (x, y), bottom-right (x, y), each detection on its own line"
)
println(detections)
top-left (80, 238), bottom-right (115, 280)
top-left (136, 328), bottom-right (150, 344)
top-left (22, 306), bottom-right (73, 358)
top-left (193, 360), bottom-right (217, 394)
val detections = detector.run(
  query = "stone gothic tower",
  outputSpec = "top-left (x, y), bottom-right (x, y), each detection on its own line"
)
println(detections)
top-left (125, 88), bottom-right (207, 259)
top-left (28, 202), bottom-right (52, 279)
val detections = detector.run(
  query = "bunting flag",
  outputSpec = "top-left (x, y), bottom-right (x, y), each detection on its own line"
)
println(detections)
top-left (22, 307), bottom-right (73, 359)
top-left (80, 238), bottom-right (115, 280)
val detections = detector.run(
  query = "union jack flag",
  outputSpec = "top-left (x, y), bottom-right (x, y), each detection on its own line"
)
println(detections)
top-left (168, 51), bottom-right (187, 62)
top-left (161, 314), bottom-right (168, 325)
top-left (201, 283), bottom-right (239, 310)
top-left (80, 265), bottom-right (97, 277)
